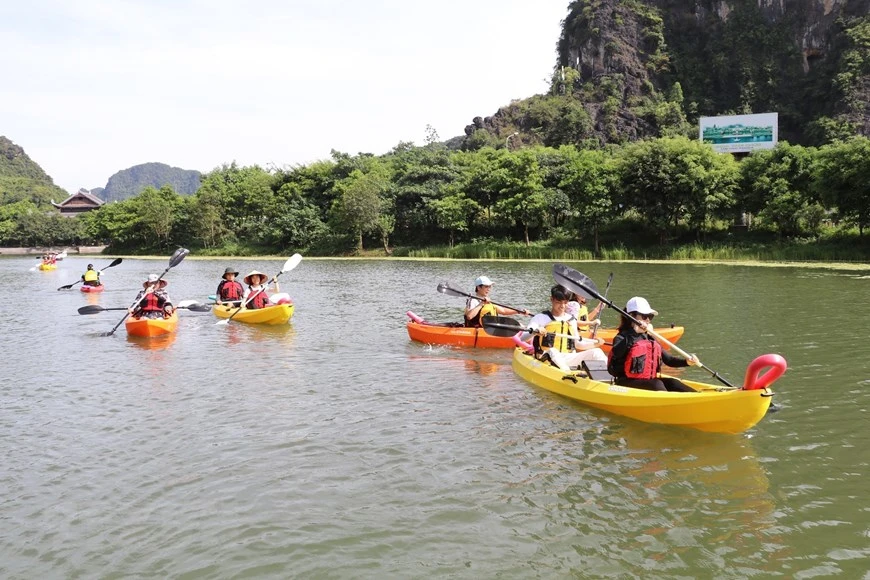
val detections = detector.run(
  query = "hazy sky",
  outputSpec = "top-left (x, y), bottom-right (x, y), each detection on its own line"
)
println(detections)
top-left (1, 0), bottom-right (568, 195)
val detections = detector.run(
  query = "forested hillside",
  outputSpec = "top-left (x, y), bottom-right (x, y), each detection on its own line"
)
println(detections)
top-left (463, 0), bottom-right (870, 149)
top-left (0, 136), bottom-right (69, 206)
top-left (100, 162), bottom-right (201, 202)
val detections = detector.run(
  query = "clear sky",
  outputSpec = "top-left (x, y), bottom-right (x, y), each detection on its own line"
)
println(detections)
top-left (1, 0), bottom-right (568, 195)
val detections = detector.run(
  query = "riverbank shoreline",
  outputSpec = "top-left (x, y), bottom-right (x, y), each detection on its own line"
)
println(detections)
top-left (0, 246), bottom-right (107, 255)
top-left (6, 246), bottom-right (868, 270)
top-left (103, 254), bottom-right (870, 271)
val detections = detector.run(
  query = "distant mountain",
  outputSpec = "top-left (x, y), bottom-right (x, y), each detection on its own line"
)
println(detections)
top-left (0, 136), bottom-right (70, 206)
top-left (100, 162), bottom-right (201, 202)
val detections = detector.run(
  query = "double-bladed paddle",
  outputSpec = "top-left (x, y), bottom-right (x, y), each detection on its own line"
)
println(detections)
top-left (216, 253), bottom-right (302, 326)
top-left (436, 282), bottom-right (530, 314)
top-left (481, 316), bottom-right (577, 340)
top-left (102, 248), bottom-right (189, 337)
top-left (79, 300), bottom-right (212, 315)
top-left (57, 257), bottom-right (123, 290)
top-left (552, 263), bottom-right (737, 388)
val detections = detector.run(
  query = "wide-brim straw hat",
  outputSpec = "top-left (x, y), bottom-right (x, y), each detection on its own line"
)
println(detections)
top-left (244, 270), bottom-right (268, 285)
top-left (143, 274), bottom-right (168, 288)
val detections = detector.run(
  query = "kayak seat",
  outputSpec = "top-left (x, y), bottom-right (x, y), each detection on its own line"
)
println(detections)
top-left (581, 360), bottom-right (615, 383)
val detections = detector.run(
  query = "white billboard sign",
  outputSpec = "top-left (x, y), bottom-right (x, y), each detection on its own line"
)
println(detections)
top-left (699, 112), bottom-right (778, 153)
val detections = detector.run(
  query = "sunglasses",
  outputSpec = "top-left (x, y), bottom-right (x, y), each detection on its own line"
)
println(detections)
top-left (636, 313), bottom-right (655, 320)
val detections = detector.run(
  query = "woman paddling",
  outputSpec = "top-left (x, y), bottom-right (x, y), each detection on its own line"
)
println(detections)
top-left (464, 275), bottom-right (530, 327)
top-left (129, 274), bottom-right (175, 319)
top-left (607, 296), bottom-right (699, 392)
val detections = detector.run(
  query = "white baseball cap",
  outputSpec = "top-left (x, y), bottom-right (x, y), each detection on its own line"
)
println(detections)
top-left (474, 276), bottom-right (493, 287)
top-left (625, 296), bottom-right (658, 316)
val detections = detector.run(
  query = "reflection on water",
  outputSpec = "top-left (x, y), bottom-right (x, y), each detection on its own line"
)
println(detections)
top-left (126, 332), bottom-right (178, 351)
top-left (464, 359), bottom-right (500, 376)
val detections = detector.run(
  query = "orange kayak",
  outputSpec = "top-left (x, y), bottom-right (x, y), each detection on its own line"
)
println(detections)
top-left (406, 311), bottom-right (685, 354)
top-left (125, 312), bottom-right (178, 337)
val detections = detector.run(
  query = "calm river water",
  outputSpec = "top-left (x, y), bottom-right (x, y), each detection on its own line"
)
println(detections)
top-left (3, 255), bottom-right (869, 578)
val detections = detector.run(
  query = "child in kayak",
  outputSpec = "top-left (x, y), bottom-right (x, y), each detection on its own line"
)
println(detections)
top-left (241, 270), bottom-right (275, 310)
top-left (216, 267), bottom-right (243, 306)
top-left (81, 264), bottom-right (102, 287)
top-left (129, 274), bottom-right (174, 319)
top-left (607, 296), bottom-right (699, 392)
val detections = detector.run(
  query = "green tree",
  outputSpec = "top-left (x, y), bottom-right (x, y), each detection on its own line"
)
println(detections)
top-left (738, 142), bottom-right (821, 236)
top-left (557, 146), bottom-right (619, 254)
top-left (813, 137), bottom-right (870, 235)
top-left (619, 137), bottom-right (737, 243)
top-left (331, 164), bottom-right (392, 252)
top-left (427, 192), bottom-right (480, 247)
top-left (493, 150), bottom-right (547, 245)
top-left (189, 187), bottom-right (230, 249)
top-left (136, 185), bottom-right (180, 249)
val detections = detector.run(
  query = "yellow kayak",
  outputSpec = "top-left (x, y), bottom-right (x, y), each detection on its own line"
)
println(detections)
top-left (213, 303), bottom-right (294, 325)
top-left (38, 263), bottom-right (57, 271)
top-left (511, 348), bottom-right (783, 434)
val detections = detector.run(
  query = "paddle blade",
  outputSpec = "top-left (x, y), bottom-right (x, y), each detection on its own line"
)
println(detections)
top-left (215, 319), bottom-right (230, 326)
top-left (282, 253), bottom-right (302, 273)
top-left (481, 316), bottom-right (524, 337)
top-left (58, 284), bottom-right (75, 291)
top-left (169, 247), bottom-right (190, 268)
top-left (105, 257), bottom-right (123, 268)
top-left (552, 264), bottom-right (602, 301)
top-left (176, 300), bottom-right (211, 312)
top-left (78, 305), bottom-right (107, 315)
top-left (436, 282), bottom-right (468, 299)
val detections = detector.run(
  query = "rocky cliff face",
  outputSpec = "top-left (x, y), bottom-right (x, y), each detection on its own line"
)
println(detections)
top-left (464, 0), bottom-right (869, 148)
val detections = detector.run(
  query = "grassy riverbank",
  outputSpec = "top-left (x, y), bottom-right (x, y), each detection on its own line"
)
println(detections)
top-left (390, 238), bottom-right (870, 263)
top-left (23, 230), bottom-right (869, 268)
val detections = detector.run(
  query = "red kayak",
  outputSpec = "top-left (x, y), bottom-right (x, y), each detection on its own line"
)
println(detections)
top-left (81, 285), bottom-right (104, 293)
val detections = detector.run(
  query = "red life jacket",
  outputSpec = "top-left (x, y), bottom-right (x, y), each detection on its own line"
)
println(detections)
top-left (139, 291), bottom-right (164, 312)
top-left (219, 280), bottom-right (243, 301)
top-left (624, 337), bottom-right (662, 379)
top-left (247, 290), bottom-right (270, 309)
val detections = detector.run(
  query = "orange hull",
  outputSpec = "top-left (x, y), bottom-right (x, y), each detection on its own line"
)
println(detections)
top-left (125, 312), bottom-right (178, 337)
top-left (406, 314), bottom-right (685, 354)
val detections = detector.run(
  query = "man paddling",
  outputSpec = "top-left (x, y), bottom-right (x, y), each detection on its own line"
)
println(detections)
top-left (464, 275), bottom-right (530, 327)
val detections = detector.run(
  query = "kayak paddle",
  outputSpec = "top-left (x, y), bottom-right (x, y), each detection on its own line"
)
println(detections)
top-left (102, 248), bottom-right (189, 336)
top-left (481, 316), bottom-right (577, 341)
top-left (436, 282), bottom-right (530, 314)
top-left (216, 253), bottom-right (302, 326)
top-left (57, 257), bottom-right (123, 290)
top-left (552, 263), bottom-right (737, 388)
top-left (80, 300), bottom-right (211, 315)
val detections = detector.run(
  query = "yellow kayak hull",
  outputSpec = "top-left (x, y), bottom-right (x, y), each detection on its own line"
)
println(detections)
top-left (38, 263), bottom-right (57, 271)
top-left (512, 348), bottom-right (773, 434)
top-left (213, 303), bottom-right (294, 325)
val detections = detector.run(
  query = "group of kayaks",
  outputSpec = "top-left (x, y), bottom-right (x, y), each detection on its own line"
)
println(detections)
top-left (407, 267), bottom-right (787, 434)
top-left (122, 302), bottom-right (295, 337)
top-left (46, 251), bottom-right (299, 338)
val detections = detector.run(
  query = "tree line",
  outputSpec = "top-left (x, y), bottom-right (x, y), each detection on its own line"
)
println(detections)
top-left (2, 135), bottom-right (868, 255)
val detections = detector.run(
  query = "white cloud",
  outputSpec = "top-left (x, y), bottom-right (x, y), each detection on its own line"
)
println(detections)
top-left (1, 0), bottom-right (567, 193)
